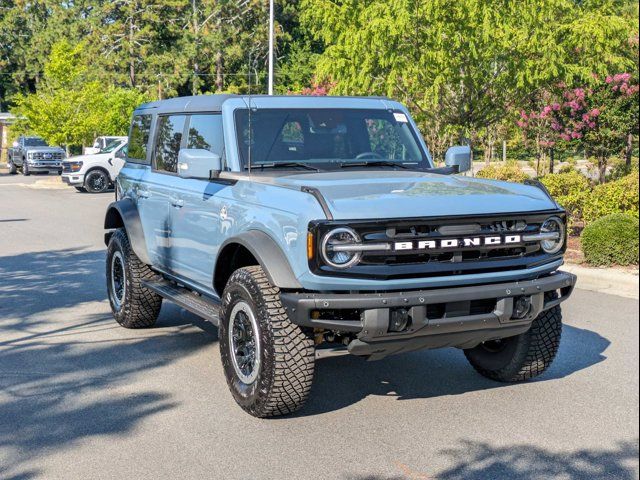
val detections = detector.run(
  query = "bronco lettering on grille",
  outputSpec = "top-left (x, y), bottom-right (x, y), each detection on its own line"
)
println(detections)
top-left (393, 235), bottom-right (522, 251)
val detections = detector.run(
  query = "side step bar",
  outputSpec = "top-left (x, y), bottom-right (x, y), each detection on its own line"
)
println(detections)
top-left (142, 279), bottom-right (221, 326)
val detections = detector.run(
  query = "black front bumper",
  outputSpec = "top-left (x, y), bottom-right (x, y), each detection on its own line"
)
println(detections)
top-left (280, 271), bottom-right (576, 359)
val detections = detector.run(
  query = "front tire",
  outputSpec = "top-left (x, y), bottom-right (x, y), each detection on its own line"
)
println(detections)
top-left (85, 169), bottom-right (110, 193)
top-left (22, 159), bottom-right (30, 176)
top-left (7, 160), bottom-right (17, 174)
top-left (464, 296), bottom-right (562, 382)
top-left (75, 186), bottom-right (87, 192)
top-left (106, 228), bottom-right (162, 328)
top-left (219, 266), bottom-right (315, 417)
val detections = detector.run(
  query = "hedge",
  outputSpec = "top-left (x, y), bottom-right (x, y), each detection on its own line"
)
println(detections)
top-left (582, 174), bottom-right (639, 223)
top-left (540, 170), bottom-right (591, 227)
top-left (475, 162), bottom-right (529, 183)
top-left (581, 213), bottom-right (639, 266)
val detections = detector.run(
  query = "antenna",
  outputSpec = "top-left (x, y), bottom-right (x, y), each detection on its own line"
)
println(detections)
top-left (248, 51), bottom-right (252, 173)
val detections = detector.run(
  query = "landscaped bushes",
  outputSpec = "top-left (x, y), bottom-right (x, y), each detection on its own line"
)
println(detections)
top-left (540, 170), bottom-right (591, 227)
top-left (581, 213), bottom-right (639, 266)
top-left (582, 174), bottom-right (639, 223)
top-left (475, 162), bottom-right (529, 182)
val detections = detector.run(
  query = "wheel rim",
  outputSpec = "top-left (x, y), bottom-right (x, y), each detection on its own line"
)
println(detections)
top-left (88, 172), bottom-right (106, 191)
top-left (110, 251), bottom-right (126, 310)
top-left (228, 301), bottom-right (261, 384)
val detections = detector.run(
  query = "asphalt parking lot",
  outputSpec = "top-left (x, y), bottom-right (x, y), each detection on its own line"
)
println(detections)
top-left (0, 173), bottom-right (638, 480)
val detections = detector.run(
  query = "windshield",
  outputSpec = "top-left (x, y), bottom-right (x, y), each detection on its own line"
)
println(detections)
top-left (99, 140), bottom-right (125, 154)
top-left (24, 137), bottom-right (48, 147)
top-left (235, 108), bottom-right (430, 170)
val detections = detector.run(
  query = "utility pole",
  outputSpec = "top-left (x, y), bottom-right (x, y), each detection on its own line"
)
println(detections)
top-left (268, 0), bottom-right (274, 95)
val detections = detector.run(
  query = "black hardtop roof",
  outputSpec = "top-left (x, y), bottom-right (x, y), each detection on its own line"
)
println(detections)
top-left (133, 94), bottom-right (393, 115)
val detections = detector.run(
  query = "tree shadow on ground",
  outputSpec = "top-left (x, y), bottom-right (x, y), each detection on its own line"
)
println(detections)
top-left (0, 307), bottom-right (217, 480)
top-left (348, 439), bottom-right (638, 480)
top-left (300, 322), bottom-right (609, 417)
top-left (0, 248), bottom-right (107, 328)
top-left (0, 248), bottom-right (219, 479)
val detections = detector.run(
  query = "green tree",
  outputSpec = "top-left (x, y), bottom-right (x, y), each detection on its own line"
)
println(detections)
top-left (11, 40), bottom-right (147, 152)
top-left (302, 0), bottom-right (635, 159)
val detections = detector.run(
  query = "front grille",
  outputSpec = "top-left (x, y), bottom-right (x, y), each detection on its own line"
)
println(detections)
top-left (310, 211), bottom-right (565, 280)
top-left (30, 151), bottom-right (64, 161)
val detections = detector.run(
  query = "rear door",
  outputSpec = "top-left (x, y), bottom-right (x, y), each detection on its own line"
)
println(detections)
top-left (168, 113), bottom-right (228, 291)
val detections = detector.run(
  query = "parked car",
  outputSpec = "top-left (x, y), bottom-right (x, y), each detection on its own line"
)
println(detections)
top-left (7, 136), bottom-right (66, 175)
top-left (62, 139), bottom-right (128, 193)
top-left (103, 95), bottom-right (576, 418)
top-left (84, 136), bottom-right (127, 155)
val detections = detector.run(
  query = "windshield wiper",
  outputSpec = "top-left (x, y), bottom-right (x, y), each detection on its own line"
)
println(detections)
top-left (247, 162), bottom-right (320, 172)
top-left (340, 160), bottom-right (411, 169)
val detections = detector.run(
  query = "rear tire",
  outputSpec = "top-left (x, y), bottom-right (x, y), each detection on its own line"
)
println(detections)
top-left (464, 294), bottom-right (562, 382)
top-left (219, 266), bottom-right (315, 417)
top-left (85, 169), bottom-right (110, 193)
top-left (106, 228), bottom-right (162, 328)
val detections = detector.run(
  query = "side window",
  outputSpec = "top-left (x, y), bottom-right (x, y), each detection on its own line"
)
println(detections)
top-left (154, 115), bottom-right (186, 173)
top-left (187, 114), bottom-right (224, 160)
top-left (128, 114), bottom-right (152, 163)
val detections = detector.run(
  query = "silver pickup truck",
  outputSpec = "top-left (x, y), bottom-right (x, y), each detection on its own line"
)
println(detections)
top-left (7, 136), bottom-right (66, 175)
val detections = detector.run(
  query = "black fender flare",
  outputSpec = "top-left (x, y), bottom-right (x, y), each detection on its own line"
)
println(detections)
top-left (216, 230), bottom-right (302, 292)
top-left (104, 198), bottom-right (152, 265)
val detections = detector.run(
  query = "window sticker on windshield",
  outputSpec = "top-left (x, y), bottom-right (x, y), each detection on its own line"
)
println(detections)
top-left (393, 112), bottom-right (408, 123)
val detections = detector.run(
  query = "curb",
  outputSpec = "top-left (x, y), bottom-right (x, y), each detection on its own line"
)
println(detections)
top-left (563, 263), bottom-right (639, 299)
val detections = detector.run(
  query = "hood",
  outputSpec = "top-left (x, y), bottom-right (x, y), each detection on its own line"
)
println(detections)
top-left (262, 171), bottom-right (557, 220)
top-left (24, 146), bottom-right (65, 152)
top-left (66, 152), bottom-right (111, 162)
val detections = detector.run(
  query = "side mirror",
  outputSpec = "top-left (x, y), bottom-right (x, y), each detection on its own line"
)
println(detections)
top-left (444, 145), bottom-right (471, 173)
top-left (115, 146), bottom-right (127, 159)
top-left (177, 148), bottom-right (222, 180)
top-left (12, 141), bottom-right (19, 148)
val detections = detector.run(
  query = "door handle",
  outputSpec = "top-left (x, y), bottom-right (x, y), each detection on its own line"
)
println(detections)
top-left (170, 196), bottom-right (184, 208)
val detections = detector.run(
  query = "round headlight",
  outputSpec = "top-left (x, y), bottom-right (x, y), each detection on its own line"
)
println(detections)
top-left (540, 216), bottom-right (565, 254)
top-left (321, 227), bottom-right (362, 269)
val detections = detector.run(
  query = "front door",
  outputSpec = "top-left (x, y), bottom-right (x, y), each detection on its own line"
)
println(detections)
top-left (139, 114), bottom-right (187, 269)
top-left (168, 113), bottom-right (229, 293)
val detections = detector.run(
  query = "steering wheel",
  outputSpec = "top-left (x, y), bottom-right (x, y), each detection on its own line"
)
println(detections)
top-left (355, 151), bottom-right (384, 160)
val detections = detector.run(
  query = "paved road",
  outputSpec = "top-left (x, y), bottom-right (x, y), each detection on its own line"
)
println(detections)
top-left (0, 173), bottom-right (638, 480)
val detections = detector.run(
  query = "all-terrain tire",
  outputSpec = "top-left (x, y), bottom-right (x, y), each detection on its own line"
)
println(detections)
top-left (22, 159), bottom-right (30, 176)
top-left (464, 293), bottom-right (562, 382)
top-left (106, 228), bottom-right (162, 328)
top-left (7, 160), bottom-right (17, 174)
top-left (219, 266), bottom-right (315, 417)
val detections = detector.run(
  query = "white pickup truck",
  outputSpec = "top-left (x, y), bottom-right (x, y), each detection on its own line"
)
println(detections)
top-left (83, 136), bottom-right (127, 155)
top-left (62, 139), bottom-right (127, 193)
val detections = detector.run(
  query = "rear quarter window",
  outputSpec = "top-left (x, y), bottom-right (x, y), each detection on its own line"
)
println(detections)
top-left (128, 114), bottom-right (152, 164)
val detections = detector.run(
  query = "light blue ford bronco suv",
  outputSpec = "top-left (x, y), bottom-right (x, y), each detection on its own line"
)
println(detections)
top-left (104, 95), bottom-right (576, 417)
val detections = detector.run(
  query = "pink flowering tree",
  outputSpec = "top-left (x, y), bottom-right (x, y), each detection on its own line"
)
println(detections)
top-left (550, 74), bottom-right (639, 183)
top-left (517, 73), bottom-right (639, 182)
top-left (517, 103), bottom-right (559, 176)
top-left (297, 78), bottom-right (336, 96)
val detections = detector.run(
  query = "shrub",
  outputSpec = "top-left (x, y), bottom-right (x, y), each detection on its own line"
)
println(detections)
top-left (582, 174), bottom-right (639, 223)
top-left (607, 157), bottom-right (638, 181)
top-left (476, 162), bottom-right (528, 183)
top-left (581, 213), bottom-right (639, 266)
top-left (540, 170), bottom-right (592, 226)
